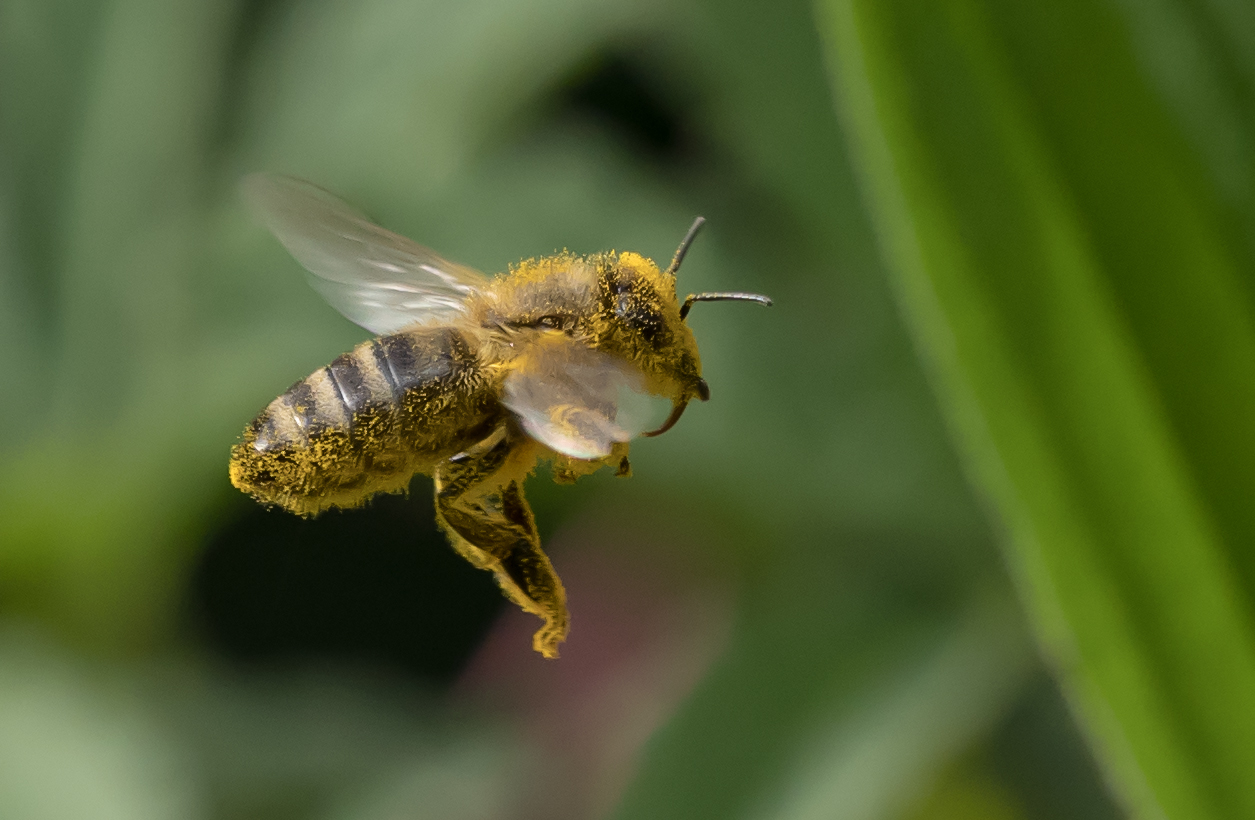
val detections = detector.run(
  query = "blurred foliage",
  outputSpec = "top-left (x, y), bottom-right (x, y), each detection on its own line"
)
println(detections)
top-left (818, 0), bottom-right (1255, 818)
top-left (0, 0), bottom-right (1220, 817)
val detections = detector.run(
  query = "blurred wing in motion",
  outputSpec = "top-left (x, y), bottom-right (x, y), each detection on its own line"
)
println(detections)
top-left (502, 337), bottom-right (667, 460)
top-left (243, 173), bottom-right (488, 334)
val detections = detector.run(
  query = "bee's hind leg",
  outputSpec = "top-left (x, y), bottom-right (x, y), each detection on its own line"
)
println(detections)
top-left (433, 431), bottom-right (569, 658)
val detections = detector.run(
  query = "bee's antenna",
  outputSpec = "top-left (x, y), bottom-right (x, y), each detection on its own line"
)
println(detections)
top-left (665, 217), bottom-right (706, 277)
top-left (680, 291), bottom-right (773, 320)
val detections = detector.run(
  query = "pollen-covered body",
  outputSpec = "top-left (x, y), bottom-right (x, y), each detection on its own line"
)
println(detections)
top-left (229, 250), bottom-right (698, 517)
top-left (229, 325), bottom-right (501, 515)
top-left (229, 174), bottom-right (768, 658)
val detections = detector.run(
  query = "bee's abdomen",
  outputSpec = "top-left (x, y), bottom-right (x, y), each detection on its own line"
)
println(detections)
top-left (230, 326), bottom-right (500, 515)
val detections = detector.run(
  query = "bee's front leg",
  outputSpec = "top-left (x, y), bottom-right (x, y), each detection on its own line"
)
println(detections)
top-left (433, 430), bottom-right (568, 658)
top-left (551, 441), bottom-right (632, 484)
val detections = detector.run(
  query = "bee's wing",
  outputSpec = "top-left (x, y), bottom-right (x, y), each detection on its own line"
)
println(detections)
top-left (243, 174), bottom-right (488, 334)
top-left (502, 338), bottom-right (667, 460)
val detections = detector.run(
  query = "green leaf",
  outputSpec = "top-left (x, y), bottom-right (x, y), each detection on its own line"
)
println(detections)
top-left (816, 0), bottom-right (1255, 817)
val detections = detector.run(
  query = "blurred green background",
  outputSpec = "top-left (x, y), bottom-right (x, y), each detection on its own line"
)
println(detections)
top-left (2, 0), bottom-right (1251, 817)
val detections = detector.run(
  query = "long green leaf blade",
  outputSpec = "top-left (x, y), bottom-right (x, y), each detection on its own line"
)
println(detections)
top-left (816, 1), bottom-right (1255, 818)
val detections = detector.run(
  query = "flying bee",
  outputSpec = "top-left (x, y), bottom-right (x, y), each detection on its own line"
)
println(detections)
top-left (229, 174), bottom-right (771, 658)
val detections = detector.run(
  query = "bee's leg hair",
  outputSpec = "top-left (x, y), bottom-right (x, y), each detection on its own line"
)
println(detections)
top-left (434, 432), bottom-right (569, 658)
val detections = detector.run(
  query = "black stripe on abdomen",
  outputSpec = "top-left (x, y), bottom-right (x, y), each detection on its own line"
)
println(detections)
top-left (377, 328), bottom-right (468, 394)
top-left (371, 340), bottom-right (401, 400)
top-left (249, 411), bottom-right (281, 451)
top-left (327, 354), bottom-right (372, 413)
top-left (281, 379), bottom-right (319, 434)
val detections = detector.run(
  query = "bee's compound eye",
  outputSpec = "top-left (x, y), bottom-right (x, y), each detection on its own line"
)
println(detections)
top-left (615, 297), bottom-right (664, 345)
top-left (610, 279), bottom-right (636, 314)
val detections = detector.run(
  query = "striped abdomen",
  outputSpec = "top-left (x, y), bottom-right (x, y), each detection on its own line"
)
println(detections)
top-left (229, 326), bottom-right (500, 515)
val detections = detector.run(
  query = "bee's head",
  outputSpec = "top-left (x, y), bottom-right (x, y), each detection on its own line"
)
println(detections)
top-left (593, 218), bottom-right (771, 437)
top-left (594, 251), bottom-right (704, 400)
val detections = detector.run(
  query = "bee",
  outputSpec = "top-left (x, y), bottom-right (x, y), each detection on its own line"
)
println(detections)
top-left (229, 175), bottom-right (771, 658)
